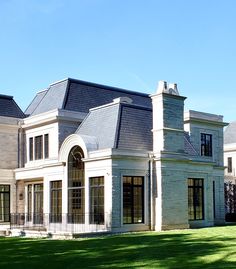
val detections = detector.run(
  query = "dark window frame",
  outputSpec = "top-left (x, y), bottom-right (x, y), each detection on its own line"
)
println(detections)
top-left (44, 134), bottom-right (49, 159)
top-left (29, 134), bottom-right (49, 161)
top-left (201, 133), bottom-right (212, 157)
top-left (228, 157), bottom-right (232, 173)
top-left (123, 176), bottom-right (144, 224)
top-left (0, 185), bottom-right (10, 222)
top-left (34, 135), bottom-right (43, 160)
top-left (29, 137), bottom-right (33, 161)
top-left (68, 146), bottom-right (85, 224)
top-left (33, 183), bottom-right (43, 224)
top-left (188, 178), bottom-right (204, 221)
top-left (50, 181), bottom-right (62, 223)
top-left (27, 184), bottom-right (32, 221)
top-left (89, 176), bottom-right (104, 225)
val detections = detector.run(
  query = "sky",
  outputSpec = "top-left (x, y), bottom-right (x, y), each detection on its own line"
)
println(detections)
top-left (0, 0), bottom-right (236, 122)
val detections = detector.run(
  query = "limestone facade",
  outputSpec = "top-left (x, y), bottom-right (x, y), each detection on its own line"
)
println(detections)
top-left (0, 79), bottom-right (227, 234)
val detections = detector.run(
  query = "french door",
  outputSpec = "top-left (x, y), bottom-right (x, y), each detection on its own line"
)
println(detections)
top-left (33, 184), bottom-right (43, 224)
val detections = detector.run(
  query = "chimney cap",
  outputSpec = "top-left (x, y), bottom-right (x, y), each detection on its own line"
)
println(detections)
top-left (168, 83), bottom-right (179, 95)
top-left (156, 81), bottom-right (179, 95)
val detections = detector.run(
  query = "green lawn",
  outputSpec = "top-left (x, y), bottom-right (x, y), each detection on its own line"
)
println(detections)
top-left (1, 226), bottom-right (236, 269)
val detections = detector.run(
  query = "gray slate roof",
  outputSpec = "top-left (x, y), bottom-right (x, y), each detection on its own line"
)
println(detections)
top-left (0, 94), bottom-right (25, 118)
top-left (76, 100), bottom-right (199, 153)
top-left (116, 105), bottom-right (152, 150)
top-left (25, 89), bottom-right (48, 115)
top-left (25, 78), bottom-right (151, 116)
top-left (184, 132), bottom-right (198, 156)
top-left (224, 121), bottom-right (236, 144)
top-left (25, 77), bottom-right (199, 154)
top-left (77, 100), bottom-right (197, 154)
top-left (76, 102), bottom-right (153, 151)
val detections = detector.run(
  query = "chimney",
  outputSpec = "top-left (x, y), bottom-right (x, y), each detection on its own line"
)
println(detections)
top-left (151, 81), bottom-right (186, 154)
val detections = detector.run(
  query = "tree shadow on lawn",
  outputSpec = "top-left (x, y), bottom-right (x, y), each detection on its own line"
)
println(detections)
top-left (0, 228), bottom-right (236, 269)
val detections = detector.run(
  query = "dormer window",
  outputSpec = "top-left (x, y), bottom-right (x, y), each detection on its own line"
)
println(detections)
top-left (201, 133), bottom-right (212, 157)
top-left (29, 134), bottom-right (49, 161)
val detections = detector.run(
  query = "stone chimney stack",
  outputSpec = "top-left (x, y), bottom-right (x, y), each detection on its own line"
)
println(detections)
top-left (151, 81), bottom-right (186, 155)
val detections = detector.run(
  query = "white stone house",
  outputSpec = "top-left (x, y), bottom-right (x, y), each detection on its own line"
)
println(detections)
top-left (0, 94), bottom-right (25, 231)
top-left (0, 78), bottom-right (227, 235)
top-left (223, 122), bottom-right (236, 220)
top-left (224, 122), bottom-right (236, 183)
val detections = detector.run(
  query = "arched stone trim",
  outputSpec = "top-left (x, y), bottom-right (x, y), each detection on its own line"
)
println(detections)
top-left (59, 134), bottom-right (98, 162)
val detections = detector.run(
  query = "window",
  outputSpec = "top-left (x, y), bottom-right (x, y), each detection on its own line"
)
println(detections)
top-left (0, 185), bottom-right (10, 222)
top-left (34, 184), bottom-right (43, 224)
top-left (201, 133), bottom-right (212, 156)
top-left (228, 157), bottom-right (232, 173)
top-left (50, 181), bottom-right (62, 223)
top-left (44, 134), bottom-right (49, 159)
top-left (35, 135), bottom-right (43, 160)
top-left (27, 185), bottom-right (32, 221)
top-left (188, 179), bottom-right (204, 220)
top-left (29, 138), bottom-right (33, 161)
top-left (68, 146), bottom-right (85, 223)
top-left (29, 134), bottom-right (49, 161)
top-left (90, 177), bottom-right (104, 224)
top-left (123, 176), bottom-right (144, 224)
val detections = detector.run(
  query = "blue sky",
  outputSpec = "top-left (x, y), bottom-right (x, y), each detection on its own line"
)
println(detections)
top-left (0, 0), bottom-right (236, 122)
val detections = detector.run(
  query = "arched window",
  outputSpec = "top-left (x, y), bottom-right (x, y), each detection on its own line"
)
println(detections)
top-left (68, 146), bottom-right (85, 223)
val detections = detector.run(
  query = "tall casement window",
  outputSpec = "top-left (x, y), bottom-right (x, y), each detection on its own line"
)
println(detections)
top-left (123, 176), bottom-right (144, 224)
top-left (201, 133), bottom-right (212, 156)
top-left (90, 177), bottom-right (104, 224)
top-left (35, 135), bottom-right (43, 160)
top-left (68, 146), bottom-right (85, 223)
top-left (228, 157), bottom-right (232, 173)
top-left (188, 179), bottom-right (204, 220)
top-left (50, 181), bottom-right (62, 223)
top-left (29, 138), bottom-right (33, 161)
top-left (27, 185), bottom-right (32, 221)
top-left (44, 134), bottom-right (49, 159)
top-left (0, 185), bottom-right (10, 222)
top-left (34, 184), bottom-right (43, 224)
top-left (29, 134), bottom-right (49, 161)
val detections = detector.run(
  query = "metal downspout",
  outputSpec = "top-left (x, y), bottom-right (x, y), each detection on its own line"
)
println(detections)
top-left (149, 153), bottom-right (155, 230)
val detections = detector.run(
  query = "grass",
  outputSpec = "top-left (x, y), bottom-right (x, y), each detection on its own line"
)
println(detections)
top-left (1, 226), bottom-right (236, 269)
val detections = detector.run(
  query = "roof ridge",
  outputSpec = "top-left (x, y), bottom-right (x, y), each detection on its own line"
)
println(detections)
top-left (89, 98), bottom-right (152, 113)
top-left (67, 77), bottom-right (150, 97)
top-left (28, 88), bottom-right (49, 115)
top-left (62, 79), bottom-right (71, 109)
top-left (11, 98), bottom-right (25, 118)
top-left (0, 94), bottom-right (13, 99)
top-left (36, 89), bottom-right (48, 94)
top-left (49, 78), bottom-right (69, 86)
top-left (114, 104), bottom-right (123, 149)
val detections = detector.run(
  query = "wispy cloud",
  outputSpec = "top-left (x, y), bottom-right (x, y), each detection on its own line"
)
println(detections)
top-left (128, 72), bottom-right (152, 92)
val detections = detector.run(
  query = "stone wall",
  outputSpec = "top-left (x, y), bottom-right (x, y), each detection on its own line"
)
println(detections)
top-left (16, 180), bottom-right (25, 214)
top-left (0, 124), bottom-right (19, 169)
